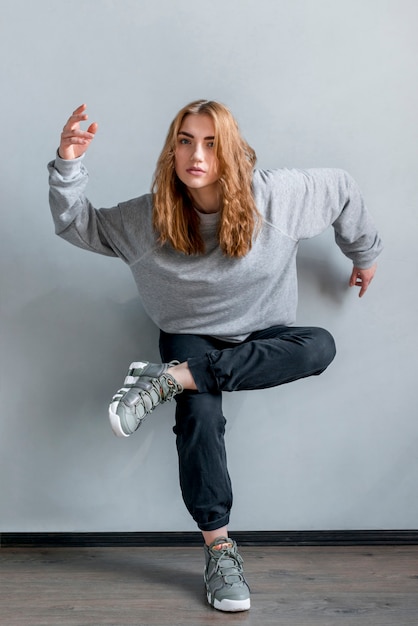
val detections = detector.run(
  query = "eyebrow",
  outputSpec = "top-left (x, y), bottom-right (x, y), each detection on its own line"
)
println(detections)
top-left (178, 131), bottom-right (215, 140)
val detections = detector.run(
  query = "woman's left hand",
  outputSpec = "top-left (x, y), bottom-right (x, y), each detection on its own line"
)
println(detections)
top-left (349, 263), bottom-right (377, 298)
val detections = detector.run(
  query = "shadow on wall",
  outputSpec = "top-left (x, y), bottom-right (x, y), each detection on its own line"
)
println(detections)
top-left (4, 288), bottom-right (160, 434)
top-left (297, 236), bottom-right (351, 307)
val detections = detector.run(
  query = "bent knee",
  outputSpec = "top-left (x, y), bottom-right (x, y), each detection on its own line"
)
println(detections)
top-left (312, 327), bottom-right (336, 370)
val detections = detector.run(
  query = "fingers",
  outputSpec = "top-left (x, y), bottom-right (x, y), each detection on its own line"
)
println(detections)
top-left (62, 104), bottom-right (93, 136)
top-left (63, 104), bottom-right (87, 130)
top-left (349, 269), bottom-right (368, 298)
top-left (87, 122), bottom-right (98, 134)
top-left (358, 280), bottom-right (368, 298)
top-left (61, 125), bottom-right (96, 143)
top-left (73, 103), bottom-right (87, 115)
top-left (349, 264), bottom-right (377, 298)
top-left (58, 104), bottom-right (98, 159)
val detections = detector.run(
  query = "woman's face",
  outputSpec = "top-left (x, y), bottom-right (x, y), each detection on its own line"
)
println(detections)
top-left (174, 114), bottom-right (220, 193)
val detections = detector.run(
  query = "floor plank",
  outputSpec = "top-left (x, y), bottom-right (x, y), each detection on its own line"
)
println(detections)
top-left (1, 545), bottom-right (417, 625)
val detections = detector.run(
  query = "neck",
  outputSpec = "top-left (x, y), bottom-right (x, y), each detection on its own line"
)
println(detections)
top-left (189, 185), bottom-right (221, 214)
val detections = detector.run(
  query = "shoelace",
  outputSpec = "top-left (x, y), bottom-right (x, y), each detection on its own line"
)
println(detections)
top-left (149, 373), bottom-right (183, 401)
top-left (212, 545), bottom-right (245, 584)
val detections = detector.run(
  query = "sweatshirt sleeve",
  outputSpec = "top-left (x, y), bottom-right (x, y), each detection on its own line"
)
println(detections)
top-left (260, 168), bottom-right (383, 269)
top-left (48, 155), bottom-right (124, 259)
top-left (330, 171), bottom-right (383, 269)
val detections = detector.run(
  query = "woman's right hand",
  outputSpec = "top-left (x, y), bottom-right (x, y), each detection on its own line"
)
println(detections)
top-left (58, 103), bottom-right (98, 160)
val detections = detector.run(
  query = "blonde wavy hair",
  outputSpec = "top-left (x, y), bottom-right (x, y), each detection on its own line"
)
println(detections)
top-left (152, 100), bottom-right (261, 258)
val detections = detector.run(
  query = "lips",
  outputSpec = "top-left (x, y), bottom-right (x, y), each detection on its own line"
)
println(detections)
top-left (186, 167), bottom-right (206, 175)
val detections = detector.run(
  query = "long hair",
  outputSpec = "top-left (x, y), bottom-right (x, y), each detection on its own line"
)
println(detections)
top-left (152, 100), bottom-right (261, 258)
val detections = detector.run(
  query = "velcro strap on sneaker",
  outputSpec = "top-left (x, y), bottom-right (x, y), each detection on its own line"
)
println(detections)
top-left (128, 363), bottom-right (168, 378)
top-left (123, 386), bottom-right (152, 408)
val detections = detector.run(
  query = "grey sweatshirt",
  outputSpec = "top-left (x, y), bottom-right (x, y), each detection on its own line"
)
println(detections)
top-left (48, 156), bottom-right (383, 342)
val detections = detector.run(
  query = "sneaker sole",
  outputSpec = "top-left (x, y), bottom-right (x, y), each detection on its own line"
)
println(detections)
top-left (207, 591), bottom-right (251, 612)
top-left (108, 402), bottom-right (130, 438)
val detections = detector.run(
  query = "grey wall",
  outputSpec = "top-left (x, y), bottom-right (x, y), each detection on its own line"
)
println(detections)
top-left (1, 0), bottom-right (417, 532)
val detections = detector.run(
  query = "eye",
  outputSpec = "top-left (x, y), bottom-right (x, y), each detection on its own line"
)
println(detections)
top-left (179, 138), bottom-right (190, 145)
top-left (207, 141), bottom-right (214, 148)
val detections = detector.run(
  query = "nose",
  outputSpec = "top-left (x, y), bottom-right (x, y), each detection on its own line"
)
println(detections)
top-left (191, 142), bottom-right (204, 162)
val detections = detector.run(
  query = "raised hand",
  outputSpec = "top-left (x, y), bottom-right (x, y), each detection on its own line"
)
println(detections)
top-left (58, 104), bottom-right (98, 160)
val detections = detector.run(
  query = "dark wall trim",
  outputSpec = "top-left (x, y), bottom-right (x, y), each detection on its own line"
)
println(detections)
top-left (2, 530), bottom-right (418, 548)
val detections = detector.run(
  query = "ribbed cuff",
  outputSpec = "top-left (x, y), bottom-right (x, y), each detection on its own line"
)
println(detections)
top-left (53, 152), bottom-right (85, 178)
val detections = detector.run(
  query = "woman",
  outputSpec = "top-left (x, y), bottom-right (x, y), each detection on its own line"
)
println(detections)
top-left (49, 100), bottom-right (382, 612)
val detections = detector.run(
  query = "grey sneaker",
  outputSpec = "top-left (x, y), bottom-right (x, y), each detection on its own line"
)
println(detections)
top-left (204, 537), bottom-right (250, 612)
top-left (108, 361), bottom-right (183, 437)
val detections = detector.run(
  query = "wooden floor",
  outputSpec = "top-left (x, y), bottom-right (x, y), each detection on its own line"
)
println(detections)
top-left (1, 545), bottom-right (417, 625)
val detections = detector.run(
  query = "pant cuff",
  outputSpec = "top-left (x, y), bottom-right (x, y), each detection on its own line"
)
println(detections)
top-left (197, 512), bottom-right (230, 532)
